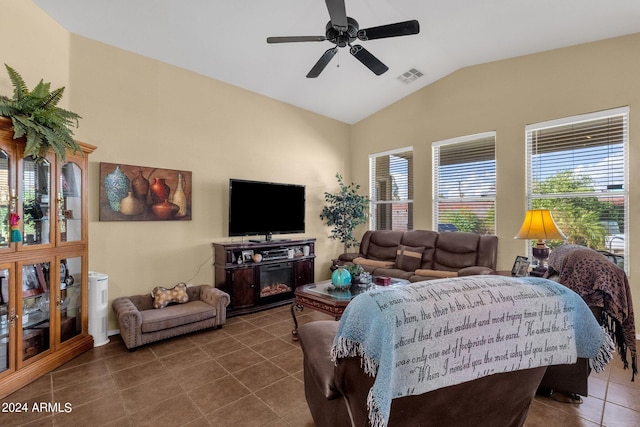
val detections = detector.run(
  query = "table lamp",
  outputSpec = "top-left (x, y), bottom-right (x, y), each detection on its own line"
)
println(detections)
top-left (514, 209), bottom-right (566, 276)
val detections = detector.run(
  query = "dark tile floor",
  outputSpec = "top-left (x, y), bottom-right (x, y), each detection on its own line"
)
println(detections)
top-left (2, 304), bottom-right (639, 426)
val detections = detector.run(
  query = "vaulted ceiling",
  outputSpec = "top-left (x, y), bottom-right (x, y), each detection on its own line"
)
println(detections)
top-left (34, 0), bottom-right (640, 124)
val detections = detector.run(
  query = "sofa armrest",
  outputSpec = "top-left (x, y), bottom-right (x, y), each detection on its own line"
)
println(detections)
top-left (298, 321), bottom-right (342, 400)
top-left (112, 297), bottom-right (143, 350)
top-left (200, 285), bottom-right (230, 327)
top-left (459, 266), bottom-right (495, 276)
top-left (415, 269), bottom-right (458, 278)
top-left (338, 252), bottom-right (361, 262)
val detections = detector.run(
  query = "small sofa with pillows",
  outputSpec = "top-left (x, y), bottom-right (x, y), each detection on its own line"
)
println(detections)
top-left (338, 230), bottom-right (498, 282)
top-left (112, 283), bottom-right (230, 350)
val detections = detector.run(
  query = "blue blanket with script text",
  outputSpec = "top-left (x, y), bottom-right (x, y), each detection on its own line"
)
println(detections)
top-left (331, 275), bottom-right (613, 427)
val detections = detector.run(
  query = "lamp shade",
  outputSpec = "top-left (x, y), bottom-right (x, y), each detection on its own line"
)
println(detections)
top-left (514, 209), bottom-right (566, 240)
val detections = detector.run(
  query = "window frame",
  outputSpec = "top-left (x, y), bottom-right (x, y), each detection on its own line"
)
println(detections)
top-left (368, 146), bottom-right (414, 231)
top-left (525, 107), bottom-right (629, 272)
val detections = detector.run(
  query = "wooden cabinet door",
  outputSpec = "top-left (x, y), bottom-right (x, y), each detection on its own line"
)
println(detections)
top-left (56, 254), bottom-right (84, 344)
top-left (0, 138), bottom-right (18, 255)
top-left (58, 157), bottom-right (87, 246)
top-left (17, 258), bottom-right (53, 367)
top-left (0, 263), bottom-right (15, 379)
top-left (19, 152), bottom-right (55, 250)
top-left (294, 259), bottom-right (312, 288)
top-left (228, 267), bottom-right (255, 309)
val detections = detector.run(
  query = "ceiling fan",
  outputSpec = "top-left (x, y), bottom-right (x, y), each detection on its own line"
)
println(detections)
top-left (266, 0), bottom-right (420, 78)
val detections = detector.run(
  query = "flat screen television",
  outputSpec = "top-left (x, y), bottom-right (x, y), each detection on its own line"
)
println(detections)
top-left (228, 179), bottom-right (305, 241)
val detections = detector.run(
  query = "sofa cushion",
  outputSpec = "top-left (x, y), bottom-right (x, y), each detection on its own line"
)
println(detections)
top-left (141, 300), bottom-right (217, 333)
top-left (370, 267), bottom-right (414, 280)
top-left (415, 269), bottom-right (458, 278)
top-left (353, 257), bottom-right (395, 268)
top-left (433, 232), bottom-right (481, 270)
top-left (395, 245), bottom-right (424, 271)
top-left (152, 283), bottom-right (190, 309)
top-left (129, 294), bottom-right (155, 311)
top-left (365, 231), bottom-right (404, 260)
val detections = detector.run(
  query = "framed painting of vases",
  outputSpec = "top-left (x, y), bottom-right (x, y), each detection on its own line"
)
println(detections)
top-left (99, 162), bottom-right (192, 221)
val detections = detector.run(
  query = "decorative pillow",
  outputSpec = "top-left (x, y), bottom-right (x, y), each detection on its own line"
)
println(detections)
top-left (395, 245), bottom-right (425, 271)
top-left (414, 269), bottom-right (458, 278)
top-left (152, 282), bottom-right (190, 309)
top-left (353, 257), bottom-right (395, 268)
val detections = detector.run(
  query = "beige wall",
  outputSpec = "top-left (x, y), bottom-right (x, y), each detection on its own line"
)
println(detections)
top-left (352, 33), bottom-right (640, 330)
top-left (0, 1), bottom-right (70, 99)
top-left (69, 38), bottom-right (351, 330)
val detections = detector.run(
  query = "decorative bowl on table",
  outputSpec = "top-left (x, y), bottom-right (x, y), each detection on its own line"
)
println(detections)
top-left (331, 267), bottom-right (352, 289)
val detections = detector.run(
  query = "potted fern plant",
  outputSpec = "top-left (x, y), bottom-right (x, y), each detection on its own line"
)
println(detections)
top-left (0, 64), bottom-right (81, 163)
top-left (320, 173), bottom-right (370, 255)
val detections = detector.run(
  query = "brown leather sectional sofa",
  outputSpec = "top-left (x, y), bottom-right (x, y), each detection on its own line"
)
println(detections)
top-left (338, 229), bottom-right (498, 281)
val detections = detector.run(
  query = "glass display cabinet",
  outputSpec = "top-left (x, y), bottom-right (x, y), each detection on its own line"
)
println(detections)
top-left (0, 117), bottom-right (95, 399)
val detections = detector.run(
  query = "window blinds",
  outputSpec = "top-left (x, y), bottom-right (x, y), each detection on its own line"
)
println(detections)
top-left (528, 113), bottom-right (626, 194)
top-left (433, 132), bottom-right (496, 234)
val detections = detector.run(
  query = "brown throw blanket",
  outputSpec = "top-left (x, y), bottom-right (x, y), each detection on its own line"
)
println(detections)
top-left (546, 244), bottom-right (637, 380)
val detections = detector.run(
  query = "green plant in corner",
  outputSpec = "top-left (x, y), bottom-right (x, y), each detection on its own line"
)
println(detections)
top-left (320, 173), bottom-right (370, 254)
top-left (0, 64), bottom-right (81, 163)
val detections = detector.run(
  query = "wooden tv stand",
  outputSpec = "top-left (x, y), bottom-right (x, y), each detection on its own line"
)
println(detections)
top-left (212, 238), bottom-right (315, 316)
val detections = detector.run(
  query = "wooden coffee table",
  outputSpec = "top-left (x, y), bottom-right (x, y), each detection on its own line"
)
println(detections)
top-left (290, 277), bottom-right (410, 340)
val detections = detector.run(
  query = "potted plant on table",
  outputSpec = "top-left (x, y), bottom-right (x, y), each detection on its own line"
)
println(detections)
top-left (0, 64), bottom-right (81, 163)
top-left (320, 173), bottom-right (370, 261)
top-left (345, 263), bottom-right (364, 284)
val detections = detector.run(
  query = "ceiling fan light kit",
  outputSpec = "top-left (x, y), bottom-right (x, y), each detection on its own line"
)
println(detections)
top-left (266, 0), bottom-right (419, 78)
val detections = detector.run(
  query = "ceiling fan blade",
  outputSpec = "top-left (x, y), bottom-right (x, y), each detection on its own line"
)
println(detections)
top-left (325, 0), bottom-right (348, 31)
top-left (357, 20), bottom-right (420, 41)
top-left (306, 47), bottom-right (338, 78)
top-left (350, 45), bottom-right (388, 76)
top-left (267, 36), bottom-right (326, 43)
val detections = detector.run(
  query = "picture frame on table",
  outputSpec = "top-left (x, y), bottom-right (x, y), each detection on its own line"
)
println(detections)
top-left (241, 250), bottom-right (254, 263)
top-left (511, 255), bottom-right (530, 277)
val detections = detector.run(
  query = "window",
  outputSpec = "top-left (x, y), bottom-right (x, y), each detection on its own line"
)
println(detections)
top-left (526, 107), bottom-right (628, 270)
top-left (433, 132), bottom-right (496, 234)
top-left (369, 147), bottom-right (413, 231)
